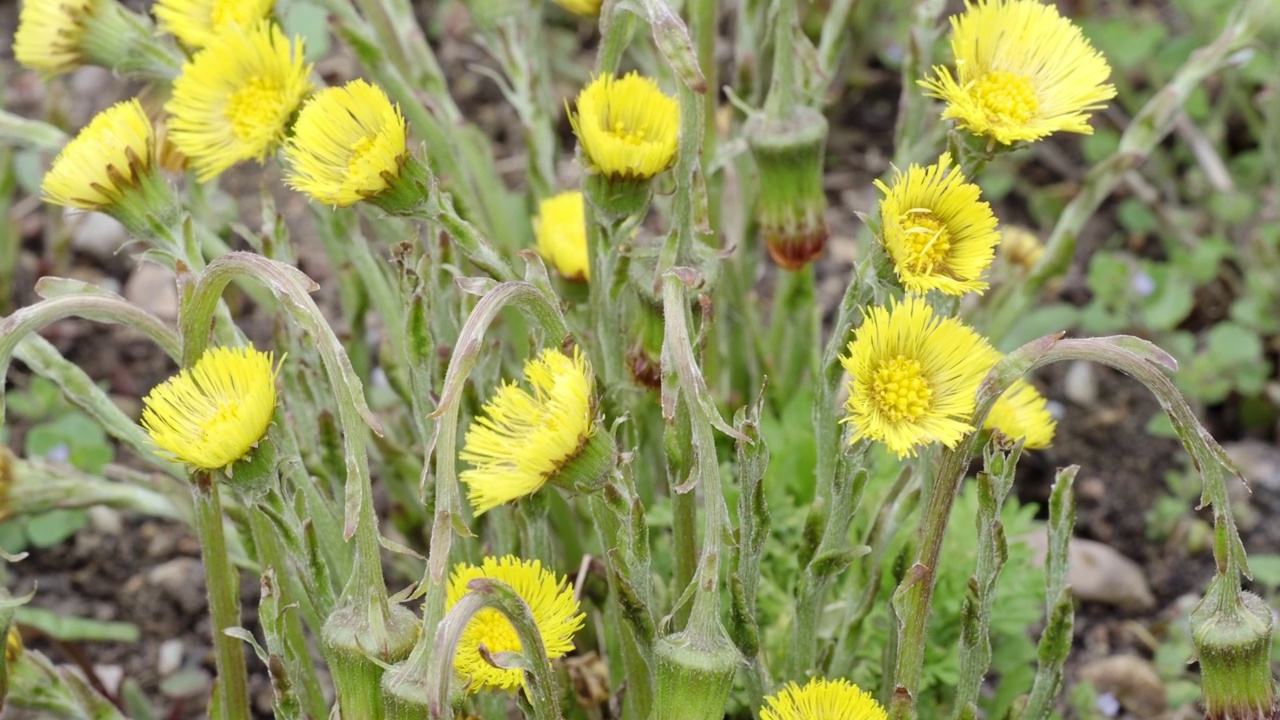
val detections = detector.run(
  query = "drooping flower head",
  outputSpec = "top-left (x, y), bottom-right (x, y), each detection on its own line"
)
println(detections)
top-left (550, 0), bottom-right (602, 15)
top-left (165, 20), bottom-right (313, 181)
top-left (141, 345), bottom-right (280, 471)
top-left (447, 556), bottom-right (586, 694)
top-left (840, 296), bottom-right (999, 458)
top-left (875, 153), bottom-right (1000, 296)
top-left (154, 0), bottom-right (275, 49)
top-left (760, 678), bottom-right (888, 720)
top-left (460, 348), bottom-right (600, 515)
top-left (283, 79), bottom-right (409, 208)
top-left (920, 0), bottom-right (1116, 145)
top-left (14, 0), bottom-right (94, 76)
top-left (570, 73), bottom-right (679, 182)
top-left (985, 378), bottom-right (1056, 449)
top-left (42, 99), bottom-right (155, 212)
top-left (535, 191), bottom-right (590, 281)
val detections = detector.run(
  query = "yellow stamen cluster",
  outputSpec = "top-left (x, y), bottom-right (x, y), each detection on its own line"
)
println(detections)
top-left (283, 79), bottom-right (408, 208)
top-left (570, 73), bottom-right (679, 181)
top-left (535, 191), bottom-right (590, 282)
top-left (447, 556), bottom-right (586, 694)
top-left (920, 0), bottom-right (1116, 145)
top-left (42, 99), bottom-right (156, 212)
top-left (165, 20), bottom-right (313, 182)
top-left (154, 0), bottom-right (276, 49)
top-left (840, 296), bottom-right (998, 458)
top-left (141, 345), bottom-right (280, 471)
top-left (876, 153), bottom-right (1000, 297)
top-left (985, 378), bottom-right (1056, 449)
top-left (760, 677), bottom-right (888, 720)
top-left (14, 0), bottom-right (94, 77)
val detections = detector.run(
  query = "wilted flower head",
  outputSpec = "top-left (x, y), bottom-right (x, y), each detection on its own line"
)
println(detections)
top-left (447, 556), bottom-right (586, 693)
top-left (154, 0), bottom-right (275, 49)
top-left (985, 378), bottom-right (1056, 449)
top-left (840, 296), bottom-right (999, 458)
top-left (920, 0), bottom-right (1116, 145)
top-left (760, 677), bottom-right (887, 720)
top-left (570, 73), bottom-right (679, 182)
top-left (165, 20), bottom-right (313, 181)
top-left (875, 153), bottom-right (1000, 296)
top-left (283, 79), bottom-right (409, 208)
top-left (141, 345), bottom-right (280, 471)
top-left (460, 347), bottom-right (598, 515)
top-left (42, 99), bottom-right (155, 212)
top-left (535, 191), bottom-right (590, 281)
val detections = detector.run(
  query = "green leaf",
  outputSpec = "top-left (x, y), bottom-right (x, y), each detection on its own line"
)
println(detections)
top-left (1246, 555), bottom-right (1280, 590)
top-left (15, 606), bottom-right (140, 642)
top-left (24, 509), bottom-right (87, 549)
top-left (283, 2), bottom-right (333, 62)
top-left (1206, 322), bottom-right (1262, 366)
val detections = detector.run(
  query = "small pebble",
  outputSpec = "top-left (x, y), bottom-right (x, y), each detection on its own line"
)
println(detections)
top-left (94, 664), bottom-right (124, 696)
top-left (157, 638), bottom-right (184, 677)
top-left (87, 506), bottom-right (124, 536)
top-left (1062, 360), bottom-right (1099, 407)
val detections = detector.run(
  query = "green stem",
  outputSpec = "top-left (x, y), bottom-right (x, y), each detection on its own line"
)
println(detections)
top-left (767, 264), bottom-right (817, 410)
top-left (764, 0), bottom-right (798, 116)
top-left (595, 0), bottom-right (638, 74)
top-left (192, 473), bottom-right (251, 720)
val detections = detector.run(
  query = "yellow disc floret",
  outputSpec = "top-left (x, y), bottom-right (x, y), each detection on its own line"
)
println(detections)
top-left (920, 0), bottom-right (1116, 145)
top-left (875, 153), bottom-right (1000, 297)
top-left (283, 79), bottom-right (408, 207)
top-left (535, 191), bottom-right (590, 281)
top-left (985, 378), bottom-right (1056, 449)
top-left (460, 348), bottom-right (596, 516)
top-left (42, 99), bottom-right (155, 211)
top-left (447, 556), bottom-right (586, 694)
top-left (570, 73), bottom-right (679, 181)
top-left (840, 296), bottom-right (999, 458)
top-left (154, 0), bottom-right (275, 49)
top-left (760, 677), bottom-right (888, 720)
top-left (141, 345), bottom-right (280, 471)
top-left (165, 20), bottom-right (312, 182)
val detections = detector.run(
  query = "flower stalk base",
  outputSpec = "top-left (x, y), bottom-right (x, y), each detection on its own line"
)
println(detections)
top-left (746, 106), bottom-right (830, 271)
top-left (1193, 588), bottom-right (1279, 720)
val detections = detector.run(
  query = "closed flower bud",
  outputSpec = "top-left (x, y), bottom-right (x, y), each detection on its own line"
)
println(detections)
top-left (745, 106), bottom-right (829, 271)
top-left (1192, 587), bottom-right (1278, 720)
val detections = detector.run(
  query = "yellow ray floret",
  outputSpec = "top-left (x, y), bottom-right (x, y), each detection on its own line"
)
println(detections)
top-left (985, 378), bottom-right (1056, 449)
top-left (447, 556), bottom-right (586, 694)
top-left (840, 296), bottom-right (998, 458)
top-left (42, 99), bottom-right (155, 211)
top-left (875, 152), bottom-right (999, 296)
top-left (165, 20), bottom-right (313, 182)
top-left (761, 678), bottom-right (888, 720)
top-left (460, 348), bottom-right (595, 515)
top-left (14, 0), bottom-right (94, 77)
top-left (919, 0), bottom-right (1116, 145)
top-left (283, 79), bottom-right (408, 207)
top-left (154, 0), bottom-right (276, 49)
top-left (535, 191), bottom-right (590, 281)
top-left (141, 345), bottom-right (280, 471)
top-left (551, 0), bottom-right (602, 15)
top-left (570, 73), bottom-right (679, 181)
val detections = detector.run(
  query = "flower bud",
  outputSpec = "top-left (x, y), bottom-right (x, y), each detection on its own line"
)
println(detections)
top-left (745, 106), bottom-right (829, 271)
top-left (322, 603), bottom-right (419, 718)
top-left (654, 629), bottom-right (740, 720)
top-left (1192, 588), bottom-right (1278, 720)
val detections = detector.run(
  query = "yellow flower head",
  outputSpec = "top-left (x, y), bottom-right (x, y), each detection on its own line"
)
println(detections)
top-left (985, 378), bottom-right (1056, 449)
top-left (920, 0), bottom-right (1116, 145)
top-left (550, 0), bottom-right (602, 15)
top-left (875, 152), bottom-right (1000, 296)
top-left (165, 20), bottom-right (313, 182)
top-left (42, 99), bottom-right (155, 212)
top-left (761, 678), bottom-right (888, 720)
top-left (535, 191), bottom-right (590, 281)
top-left (154, 0), bottom-right (275, 49)
top-left (5, 626), bottom-right (22, 664)
top-left (1000, 225), bottom-right (1043, 269)
top-left (14, 0), bottom-right (94, 76)
top-left (840, 296), bottom-right (998, 458)
top-left (570, 73), bottom-right (679, 181)
top-left (141, 345), bottom-right (280, 471)
top-left (460, 348), bottom-right (596, 515)
top-left (283, 79), bottom-right (408, 207)
top-left (447, 555), bottom-right (586, 694)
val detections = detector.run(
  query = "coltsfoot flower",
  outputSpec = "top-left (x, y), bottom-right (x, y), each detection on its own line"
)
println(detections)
top-left (141, 345), bottom-right (280, 471)
top-left (165, 20), bottom-right (313, 181)
top-left (447, 556), bottom-right (586, 693)
top-left (570, 73), bottom-right (679, 182)
top-left (42, 99), bottom-right (155, 212)
top-left (840, 296), bottom-right (999, 458)
top-left (760, 677), bottom-right (887, 720)
top-left (1000, 224), bottom-right (1044, 270)
top-left (283, 79), bottom-right (409, 208)
top-left (535, 191), bottom-right (590, 281)
top-left (550, 0), bottom-right (602, 15)
top-left (14, 0), bottom-right (94, 76)
top-left (154, 0), bottom-right (275, 49)
top-left (460, 348), bottom-right (601, 515)
top-left (875, 153), bottom-right (999, 296)
top-left (985, 378), bottom-right (1056, 449)
top-left (920, 0), bottom-right (1116, 145)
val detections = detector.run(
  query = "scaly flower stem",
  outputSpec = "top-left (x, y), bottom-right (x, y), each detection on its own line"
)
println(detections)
top-left (764, 0), bottom-right (798, 117)
top-left (191, 472), bottom-right (251, 720)
top-left (595, 0), bottom-right (638, 74)
top-left (892, 0), bottom-right (947, 166)
top-left (768, 264), bottom-right (818, 409)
